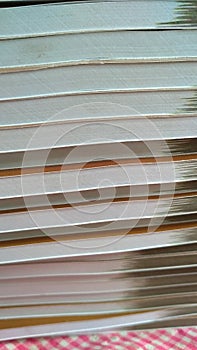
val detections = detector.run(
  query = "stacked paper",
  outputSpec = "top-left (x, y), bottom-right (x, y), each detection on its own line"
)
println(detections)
top-left (0, 0), bottom-right (197, 339)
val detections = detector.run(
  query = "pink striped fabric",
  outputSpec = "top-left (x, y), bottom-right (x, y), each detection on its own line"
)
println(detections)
top-left (1, 329), bottom-right (197, 350)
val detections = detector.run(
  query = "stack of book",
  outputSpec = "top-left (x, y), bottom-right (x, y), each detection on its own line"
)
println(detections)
top-left (0, 0), bottom-right (197, 340)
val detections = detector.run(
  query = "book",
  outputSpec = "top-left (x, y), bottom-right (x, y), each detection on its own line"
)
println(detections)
top-left (0, 0), bottom-right (197, 339)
